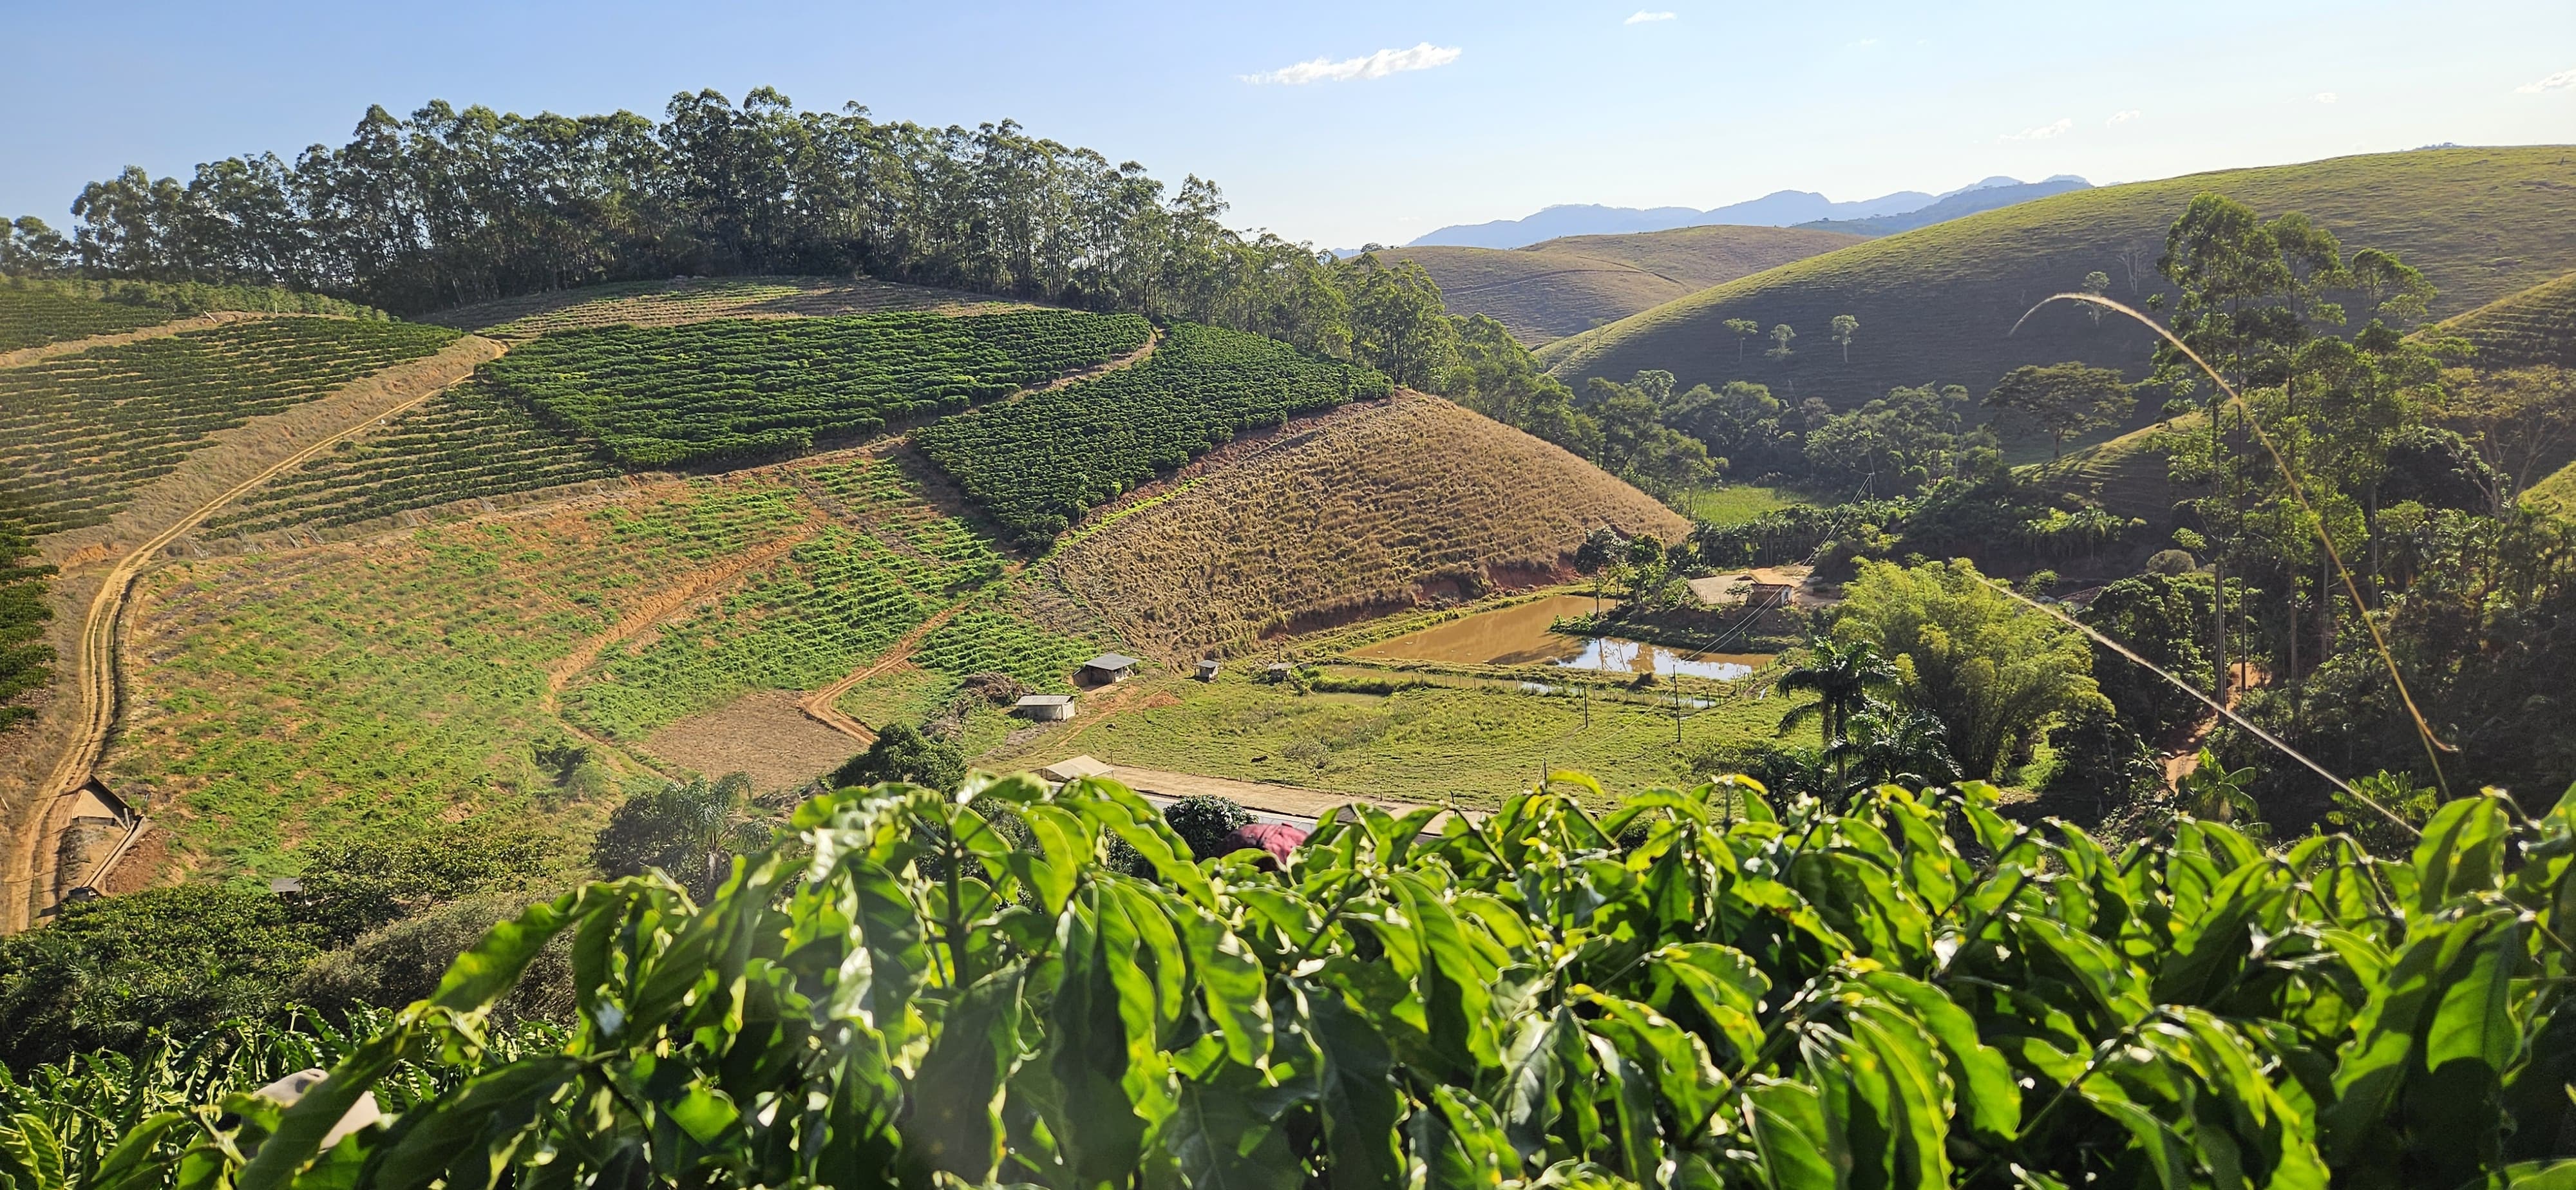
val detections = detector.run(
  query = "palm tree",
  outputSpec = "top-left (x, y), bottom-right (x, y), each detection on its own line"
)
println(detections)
top-left (590, 773), bottom-right (776, 901)
top-left (1830, 698), bottom-right (1962, 791)
top-left (1776, 637), bottom-right (1899, 746)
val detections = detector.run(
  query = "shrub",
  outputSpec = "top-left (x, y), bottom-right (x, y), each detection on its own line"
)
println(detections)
top-left (1160, 794), bottom-right (1253, 860)
top-left (829, 722), bottom-right (967, 792)
top-left (108, 774), bottom-right (2576, 1189)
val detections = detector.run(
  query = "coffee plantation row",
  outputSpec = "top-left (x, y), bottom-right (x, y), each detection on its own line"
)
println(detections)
top-left (0, 319), bottom-right (462, 533)
top-left (563, 490), bottom-right (1021, 741)
top-left (203, 383), bottom-right (627, 537)
top-left (915, 321), bottom-right (1392, 543)
top-left (479, 310), bottom-right (1150, 468)
top-left (40, 772), bottom-right (2576, 1189)
top-left (0, 283), bottom-right (172, 352)
top-left (0, 279), bottom-right (390, 353)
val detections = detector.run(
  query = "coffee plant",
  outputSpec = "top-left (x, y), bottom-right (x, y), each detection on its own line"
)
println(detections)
top-left (0, 319), bottom-right (462, 533)
top-left (915, 322), bottom-right (1391, 545)
top-left (206, 382), bottom-right (624, 537)
top-left (479, 310), bottom-right (1149, 468)
top-left (84, 770), bottom-right (2576, 1189)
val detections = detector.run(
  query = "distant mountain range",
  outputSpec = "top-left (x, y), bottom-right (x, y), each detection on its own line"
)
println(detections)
top-left (1402, 176), bottom-right (2091, 250)
top-left (1792, 176), bottom-right (2093, 236)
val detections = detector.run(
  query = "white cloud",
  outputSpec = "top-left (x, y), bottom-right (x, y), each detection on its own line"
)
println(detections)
top-left (2000, 117), bottom-right (2073, 141)
top-left (2518, 68), bottom-right (2576, 93)
top-left (2107, 109), bottom-right (2141, 125)
top-left (1243, 42), bottom-right (1463, 84)
top-left (2314, 91), bottom-right (2338, 104)
top-left (1625, 10), bottom-right (1678, 23)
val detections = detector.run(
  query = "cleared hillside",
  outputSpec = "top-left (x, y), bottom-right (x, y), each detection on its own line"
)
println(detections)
top-left (1382, 225), bottom-right (1861, 345)
top-left (1045, 391), bottom-right (1687, 659)
top-left (1538, 146), bottom-right (2576, 404)
top-left (2441, 269), bottom-right (2576, 369)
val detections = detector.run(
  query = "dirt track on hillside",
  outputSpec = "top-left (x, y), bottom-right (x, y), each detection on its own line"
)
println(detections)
top-left (0, 334), bottom-right (505, 929)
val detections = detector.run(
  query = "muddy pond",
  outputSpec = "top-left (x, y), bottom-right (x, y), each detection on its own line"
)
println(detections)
top-left (1351, 594), bottom-right (1773, 681)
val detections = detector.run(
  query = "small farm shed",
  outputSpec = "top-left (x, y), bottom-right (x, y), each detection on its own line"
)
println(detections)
top-left (1038, 755), bottom-right (1115, 784)
top-left (1261, 663), bottom-right (1293, 684)
top-left (1196, 659), bottom-right (1221, 681)
top-left (1014, 694), bottom-right (1077, 721)
top-left (1081, 653), bottom-right (1141, 683)
top-left (1687, 565), bottom-right (1823, 610)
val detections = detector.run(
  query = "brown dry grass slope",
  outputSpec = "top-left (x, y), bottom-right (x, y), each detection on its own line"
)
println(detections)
top-left (1539, 146), bottom-right (2576, 402)
top-left (1383, 225), bottom-right (1862, 346)
top-left (1045, 392), bottom-right (1687, 659)
top-left (419, 275), bottom-right (1012, 339)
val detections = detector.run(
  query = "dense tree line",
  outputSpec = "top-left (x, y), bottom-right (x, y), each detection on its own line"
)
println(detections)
top-left (0, 89), bottom-right (1354, 342)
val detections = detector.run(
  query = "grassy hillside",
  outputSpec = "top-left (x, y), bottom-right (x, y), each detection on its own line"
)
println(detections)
top-left (1045, 391), bottom-right (1686, 659)
top-left (1537, 146), bottom-right (2576, 404)
top-left (2441, 268), bottom-right (2576, 369)
top-left (1381, 225), bottom-right (1861, 345)
top-left (2029, 414), bottom-right (2201, 527)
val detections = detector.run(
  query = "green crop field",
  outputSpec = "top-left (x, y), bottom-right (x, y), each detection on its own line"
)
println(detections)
top-left (561, 457), bottom-right (1017, 742)
top-left (2441, 268), bottom-right (2576, 370)
top-left (914, 321), bottom-right (1390, 543)
top-left (110, 478), bottom-right (813, 874)
top-left (0, 318), bottom-right (461, 533)
top-left (204, 381), bottom-right (625, 536)
top-left (0, 279), bottom-right (390, 353)
top-left (479, 309), bottom-right (1149, 466)
top-left (0, 285), bottom-right (173, 352)
top-left (1538, 146), bottom-right (2576, 406)
top-left (1674, 482), bottom-right (1805, 525)
top-left (910, 598), bottom-right (1099, 689)
top-left (115, 453), bottom-right (1032, 873)
top-left (977, 664), bottom-right (1804, 808)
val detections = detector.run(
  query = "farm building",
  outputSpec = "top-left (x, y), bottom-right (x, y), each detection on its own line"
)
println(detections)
top-left (1686, 565), bottom-right (1830, 610)
top-left (1261, 663), bottom-right (1293, 684)
top-left (1038, 755), bottom-right (1115, 783)
top-left (1014, 694), bottom-right (1077, 721)
top-left (1081, 653), bottom-right (1141, 683)
top-left (1196, 659), bottom-right (1221, 681)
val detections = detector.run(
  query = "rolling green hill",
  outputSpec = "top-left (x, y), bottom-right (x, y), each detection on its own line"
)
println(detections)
top-left (1379, 225), bottom-right (1862, 345)
top-left (2439, 267), bottom-right (2576, 369)
top-left (1536, 146), bottom-right (2576, 404)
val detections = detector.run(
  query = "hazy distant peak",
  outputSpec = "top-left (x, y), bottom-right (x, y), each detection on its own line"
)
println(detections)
top-left (1400, 176), bottom-right (2094, 250)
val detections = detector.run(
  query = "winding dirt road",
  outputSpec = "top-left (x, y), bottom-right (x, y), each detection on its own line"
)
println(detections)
top-left (2, 335), bottom-right (504, 929)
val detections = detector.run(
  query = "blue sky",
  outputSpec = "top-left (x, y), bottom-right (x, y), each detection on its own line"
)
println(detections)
top-left (5, 0), bottom-right (2571, 249)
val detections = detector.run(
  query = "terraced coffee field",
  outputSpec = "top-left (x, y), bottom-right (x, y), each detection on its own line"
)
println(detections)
top-left (111, 477), bottom-right (813, 874)
top-left (202, 381), bottom-right (625, 536)
top-left (0, 318), bottom-right (462, 533)
top-left (106, 441), bottom-right (1110, 878)
top-left (481, 309), bottom-right (1151, 466)
top-left (916, 322), bottom-right (1390, 543)
top-left (0, 285), bottom-right (175, 352)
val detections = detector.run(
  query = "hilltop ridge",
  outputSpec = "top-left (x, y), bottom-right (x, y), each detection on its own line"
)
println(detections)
top-left (1537, 146), bottom-right (2576, 405)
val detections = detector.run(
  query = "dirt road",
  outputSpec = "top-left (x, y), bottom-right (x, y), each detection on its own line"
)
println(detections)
top-left (2, 334), bottom-right (505, 929)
